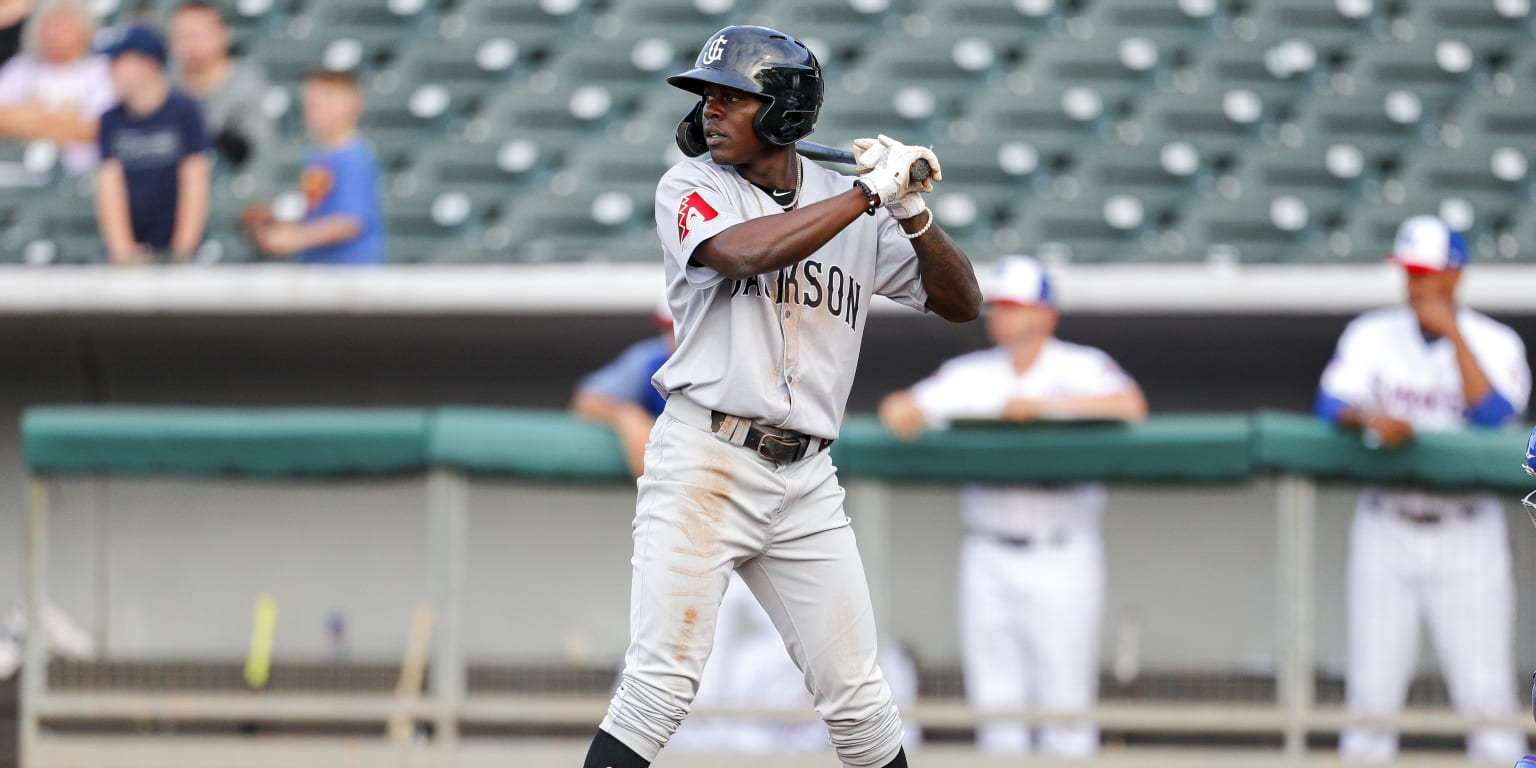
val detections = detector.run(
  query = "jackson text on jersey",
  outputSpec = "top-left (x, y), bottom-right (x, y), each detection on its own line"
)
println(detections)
top-left (727, 260), bottom-right (863, 331)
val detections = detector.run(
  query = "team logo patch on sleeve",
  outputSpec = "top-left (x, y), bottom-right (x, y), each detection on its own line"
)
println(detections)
top-left (677, 191), bottom-right (719, 244)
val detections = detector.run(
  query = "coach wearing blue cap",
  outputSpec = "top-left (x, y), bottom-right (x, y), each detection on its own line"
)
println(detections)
top-left (95, 25), bottom-right (210, 264)
top-left (1316, 215), bottom-right (1531, 762)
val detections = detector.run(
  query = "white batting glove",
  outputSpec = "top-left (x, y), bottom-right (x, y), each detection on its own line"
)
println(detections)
top-left (852, 136), bottom-right (884, 174)
top-left (860, 134), bottom-right (941, 202)
top-left (885, 191), bottom-right (927, 220)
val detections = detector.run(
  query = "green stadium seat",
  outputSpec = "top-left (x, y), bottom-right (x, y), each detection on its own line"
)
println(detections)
top-left (488, 185), bottom-right (652, 263)
top-left (473, 81), bottom-right (630, 152)
top-left (566, 141), bottom-right (673, 203)
top-left (928, 0), bottom-right (1063, 52)
top-left (1288, 91), bottom-right (1437, 151)
top-left (1490, 210), bottom-right (1536, 263)
top-left (856, 29), bottom-right (1009, 92)
top-left (444, 0), bottom-right (596, 55)
top-left (384, 33), bottom-right (526, 110)
top-left (401, 140), bottom-right (549, 217)
top-left (1134, 90), bottom-right (1286, 156)
top-left (932, 139), bottom-right (1053, 201)
top-left (1337, 198), bottom-right (1451, 264)
top-left (11, 194), bottom-right (105, 265)
top-left (754, 0), bottom-right (912, 59)
top-left (1449, 97), bottom-right (1536, 147)
top-left (1021, 38), bottom-right (1178, 103)
top-left (1237, 0), bottom-right (1389, 49)
top-left (255, 36), bottom-right (380, 86)
top-left (383, 198), bottom-right (480, 264)
top-left (1009, 194), bottom-right (1165, 264)
top-left (812, 85), bottom-right (945, 149)
top-left (1176, 198), bottom-right (1331, 264)
top-left (605, 0), bottom-right (757, 43)
top-left (287, 0), bottom-right (437, 49)
top-left (1398, 148), bottom-right (1526, 224)
top-left (548, 35), bottom-right (687, 108)
top-left (1230, 144), bottom-right (1388, 211)
top-left (966, 86), bottom-right (1121, 156)
top-left (1068, 143), bottom-right (1213, 210)
top-left (1343, 40), bottom-right (1493, 108)
top-left (1399, 0), bottom-right (1534, 52)
top-left (358, 89), bottom-right (462, 165)
top-left (1079, 0), bottom-right (1234, 46)
top-left (1189, 39), bottom-right (1331, 103)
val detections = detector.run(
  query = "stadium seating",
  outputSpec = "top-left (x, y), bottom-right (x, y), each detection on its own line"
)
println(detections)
top-left (2, 0), bottom-right (1534, 265)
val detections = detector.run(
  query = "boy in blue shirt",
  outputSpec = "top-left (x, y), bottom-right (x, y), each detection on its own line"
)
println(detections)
top-left (249, 70), bottom-right (383, 264)
top-left (95, 26), bottom-right (210, 264)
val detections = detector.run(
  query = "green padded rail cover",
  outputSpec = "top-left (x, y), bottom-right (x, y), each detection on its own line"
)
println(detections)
top-left (428, 407), bottom-right (629, 481)
top-left (1251, 410), bottom-right (1536, 493)
top-left (22, 407), bottom-right (432, 476)
top-left (831, 415), bottom-right (1255, 484)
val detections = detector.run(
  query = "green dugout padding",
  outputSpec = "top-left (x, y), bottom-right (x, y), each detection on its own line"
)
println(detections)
top-left (831, 415), bottom-right (1254, 484)
top-left (21, 407), bottom-right (432, 476)
top-left (1251, 410), bottom-right (1534, 493)
top-left (429, 407), bottom-right (628, 481)
top-left (18, 406), bottom-right (1536, 491)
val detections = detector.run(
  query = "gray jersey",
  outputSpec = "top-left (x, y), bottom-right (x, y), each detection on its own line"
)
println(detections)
top-left (652, 157), bottom-right (929, 440)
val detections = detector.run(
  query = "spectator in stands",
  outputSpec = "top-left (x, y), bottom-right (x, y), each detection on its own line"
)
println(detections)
top-left (1317, 215), bottom-right (1530, 762)
top-left (246, 70), bottom-right (382, 264)
top-left (0, 0), bottom-right (33, 70)
top-left (0, 0), bottom-right (114, 175)
top-left (879, 256), bottom-right (1147, 757)
top-left (571, 299), bottom-right (676, 477)
top-left (95, 26), bottom-right (210, 264)
top-left (169, 1), bottom-right (271, 169)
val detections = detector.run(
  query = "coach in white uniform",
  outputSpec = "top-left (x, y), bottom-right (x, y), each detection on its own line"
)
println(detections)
top-left (879, 256), bottom-right (1147, 756)
top-left (579, 25), bottom-right (981, 768)
top-left (1316, 215), bottom-right (1530, 762)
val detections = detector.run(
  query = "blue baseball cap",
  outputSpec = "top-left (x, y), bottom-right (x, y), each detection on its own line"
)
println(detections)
top-left (1524, 426), bottom-right (1536, 479)
top-left (99, 26), bottom-right (167, 67)
top-left (1391, 215), bottom-right (1467, 273)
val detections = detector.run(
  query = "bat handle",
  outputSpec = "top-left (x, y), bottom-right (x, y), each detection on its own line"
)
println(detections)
top-left (910, 158), bottom-right (932, 184)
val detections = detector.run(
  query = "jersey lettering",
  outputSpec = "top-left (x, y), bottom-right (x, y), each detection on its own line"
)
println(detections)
top-left (726, 260), bottom-right (863, 331)
top-left (677, 190), bottom-right (719, 244)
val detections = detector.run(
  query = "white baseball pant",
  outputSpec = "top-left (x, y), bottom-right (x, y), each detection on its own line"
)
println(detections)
top-left (1340, 493), bottom-right (1525, 762)
top-left (600, 396), bottom-right (905, 767)
top-left (959, 529), bottom-right (1105, 756)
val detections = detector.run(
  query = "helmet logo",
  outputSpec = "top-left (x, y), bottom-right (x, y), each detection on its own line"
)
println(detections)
top-left (701, 35), bottom-right (728, 65)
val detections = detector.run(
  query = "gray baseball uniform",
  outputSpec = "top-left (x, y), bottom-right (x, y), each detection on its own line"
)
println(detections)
top-left (596, 156), bottom-right (927, 767)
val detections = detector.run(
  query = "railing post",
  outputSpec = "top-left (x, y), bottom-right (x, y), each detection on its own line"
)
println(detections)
top-left (1276, 473), bottom-right (1318, 761)
top-left (21, 477), bottom-right (51, 768)
top-left (845, 479), bottom-right (893, 637)
top-left (427, 467), bottom-right (469, 755)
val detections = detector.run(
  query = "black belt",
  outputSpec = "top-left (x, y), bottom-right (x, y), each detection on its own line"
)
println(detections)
top-left (970, 529), bottom-right (1070, 549)
top-left (710, 410), bottom-right (832, 465)
top-left (1368, 499), bottom-right (1477, 526)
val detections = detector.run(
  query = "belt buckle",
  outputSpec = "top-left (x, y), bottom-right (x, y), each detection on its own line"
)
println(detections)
top-left (756, 433), bottom-right (804, 464)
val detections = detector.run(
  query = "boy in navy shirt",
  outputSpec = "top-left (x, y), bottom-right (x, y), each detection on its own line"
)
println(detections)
top-left (95, 26), bottom-right (210, 264)
top-left (249, 70), bottom-right (383, 264)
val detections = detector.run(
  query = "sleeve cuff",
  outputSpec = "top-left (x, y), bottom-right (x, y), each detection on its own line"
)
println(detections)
top-left (1467, 391), bottom-right (1516, 427)
top-left (1315, 392), bottom-right (1353, 425)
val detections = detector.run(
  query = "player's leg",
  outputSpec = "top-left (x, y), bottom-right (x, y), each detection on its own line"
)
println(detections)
top-left (1026, 532), bottom-right (1105, 757)
top-left (1339, 503), bottom-right (1422, 761)
top-left (1421, 504), bottom-right (1526, 761)
top-left (585, 414), bottom-right (773, 766)
top-left (958, 535), bottom-right (1032, 753)
top-left (735, 453), bottom-right (906, 768)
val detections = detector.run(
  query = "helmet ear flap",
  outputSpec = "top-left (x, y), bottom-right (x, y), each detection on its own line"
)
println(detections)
top-left (675, 100), bottom-right (708, 157)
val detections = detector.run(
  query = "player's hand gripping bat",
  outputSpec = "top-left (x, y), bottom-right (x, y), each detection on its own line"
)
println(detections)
top-left (796, 140), bottom-right (932, 184)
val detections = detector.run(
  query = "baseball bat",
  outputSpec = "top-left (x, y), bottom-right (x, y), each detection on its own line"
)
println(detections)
top-left (796, 141), bottom-right (933, 183)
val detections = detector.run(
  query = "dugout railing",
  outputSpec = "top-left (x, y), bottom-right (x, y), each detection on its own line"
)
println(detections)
top-left (16, 407), bottom-right (1536, 767)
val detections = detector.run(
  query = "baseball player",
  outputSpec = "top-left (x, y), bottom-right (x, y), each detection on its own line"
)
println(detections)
top-left (579, 24), bottom-right (981, 768)
top-left (1316, 215), bottom-right (1531, 762)
top-left (878, 256), bottom-right (1146, 756)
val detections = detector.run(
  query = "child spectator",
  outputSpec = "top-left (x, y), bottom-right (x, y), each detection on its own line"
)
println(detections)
top-left (95, 26), bottom-right (210, 263)
top-left (247, 71), bottom-right (382, 264)
top-left (169, 1), bottom-right (270, 168)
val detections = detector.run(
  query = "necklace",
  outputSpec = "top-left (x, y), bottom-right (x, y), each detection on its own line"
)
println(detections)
top-left (751, 157), bottom-right (802, 216)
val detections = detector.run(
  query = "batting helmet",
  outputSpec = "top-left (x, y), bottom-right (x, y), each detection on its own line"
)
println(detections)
top-left (668, 25), bottom-right (823, 156)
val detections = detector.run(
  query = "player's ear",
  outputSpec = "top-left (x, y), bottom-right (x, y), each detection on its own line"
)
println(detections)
top-left (675, 100), bottom-right (708, 157)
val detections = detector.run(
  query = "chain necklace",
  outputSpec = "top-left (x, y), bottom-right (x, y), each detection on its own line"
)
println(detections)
top-left (752, 157), bottom-right (802, 216)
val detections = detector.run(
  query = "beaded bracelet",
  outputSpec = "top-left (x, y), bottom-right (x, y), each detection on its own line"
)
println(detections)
top-left (852, 179), bottom-right (880, 216)
top-left (898, 208), bottom-right (934, 240)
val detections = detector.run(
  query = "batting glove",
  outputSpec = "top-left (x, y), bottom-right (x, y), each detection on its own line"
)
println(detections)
top-left (885, 191), bottom-right (927, 221)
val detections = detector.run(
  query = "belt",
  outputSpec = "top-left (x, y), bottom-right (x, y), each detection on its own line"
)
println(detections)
top-left (1367, 496), bottom-right (1477, 526)
top-left (969, 529), bottom-right (1070, 549)
top-left (664, 396), bottom-right (833, 465)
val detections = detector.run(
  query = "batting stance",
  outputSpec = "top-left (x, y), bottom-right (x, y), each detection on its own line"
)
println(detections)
top-left (579, 24), bottom-right (981, 768)
top-left (1316, 215), bottom-right (1531, 762)
top-left (879, 256), bottom-right (1146, 756)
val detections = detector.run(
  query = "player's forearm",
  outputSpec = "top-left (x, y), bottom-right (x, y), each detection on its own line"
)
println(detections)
top-left (572, 391), bottom-right (653, 477)
top-left (907, 220), bottom-right (980, 323)
top-left (1046, 391), bottom-right (1148, 422)
top-left (694, 189), bottom-right (869, 279)
top-left (1448, 332), bottom-right (1496, 406)
top-left (95, 164), bottom-right (137, 262)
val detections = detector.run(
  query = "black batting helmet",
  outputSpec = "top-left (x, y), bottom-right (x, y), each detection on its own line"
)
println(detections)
top-left (668, 25), bottom-right (823, 156)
